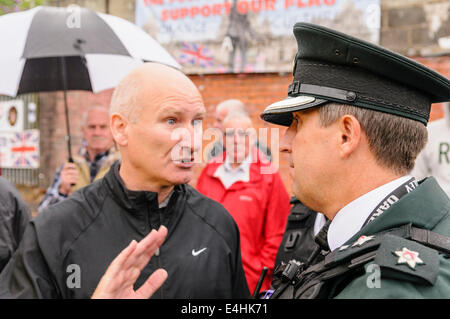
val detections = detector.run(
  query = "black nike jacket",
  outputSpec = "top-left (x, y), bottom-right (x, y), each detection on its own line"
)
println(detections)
top-left (0, 161), bottom-right (250, 299)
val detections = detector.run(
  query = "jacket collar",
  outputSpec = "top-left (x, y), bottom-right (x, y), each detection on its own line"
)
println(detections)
top-left (344, 177), bottom-right (449, 245)
top-left (104, 160), bottom-right (185, 214)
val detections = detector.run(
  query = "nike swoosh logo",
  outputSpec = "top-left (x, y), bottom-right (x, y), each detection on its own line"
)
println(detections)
top-left (192, 247), bottom-right (207, 256)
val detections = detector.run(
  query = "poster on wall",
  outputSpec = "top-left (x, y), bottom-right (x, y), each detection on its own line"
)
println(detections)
top-left (136, 0), bottom-right (381, 74)
top-left (0, 99), bottom-right (24, 132)
top-left (0, 130), bottom-right (40, 169)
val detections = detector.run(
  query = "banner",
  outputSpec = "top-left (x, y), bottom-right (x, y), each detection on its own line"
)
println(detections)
top-left (0, 130), bottom-right (40, 168)
top-left (136, 0), bottom-right (381, 74)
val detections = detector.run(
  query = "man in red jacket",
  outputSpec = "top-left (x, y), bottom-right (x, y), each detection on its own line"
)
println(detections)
top-left (197, 111), bottom-right (290, 293)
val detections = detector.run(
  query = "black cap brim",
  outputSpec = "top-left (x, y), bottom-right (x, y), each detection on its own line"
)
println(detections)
top-left (260, 95), bottom-right (327, 126)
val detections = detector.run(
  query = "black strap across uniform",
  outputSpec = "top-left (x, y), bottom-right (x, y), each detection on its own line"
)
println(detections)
top-left (268, 223), bottom-right (450, 299)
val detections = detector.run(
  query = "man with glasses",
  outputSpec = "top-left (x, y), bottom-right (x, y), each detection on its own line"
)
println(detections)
top-left (197, 111), bottom-right (290, 295)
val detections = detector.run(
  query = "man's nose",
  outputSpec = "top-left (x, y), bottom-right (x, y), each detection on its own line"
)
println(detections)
top-left (183, 123), bottom-right (202, 151)
top-left (94, 126), bottom-right (105, 135)
top-left (280, 126), bottom-right (294, 153)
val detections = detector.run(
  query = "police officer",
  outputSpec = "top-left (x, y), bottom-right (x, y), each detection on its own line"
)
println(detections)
top-left (261, 23), bottom-right (450, 299)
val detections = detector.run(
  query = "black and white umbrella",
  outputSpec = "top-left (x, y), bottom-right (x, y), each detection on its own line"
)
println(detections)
top-left (0, 6), bottom-right (180, 160)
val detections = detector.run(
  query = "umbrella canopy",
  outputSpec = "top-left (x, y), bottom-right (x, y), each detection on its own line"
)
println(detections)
top-left (0, 5), bottom-right (181, 96)
top-left (0, 5), bottom-right (180, 161)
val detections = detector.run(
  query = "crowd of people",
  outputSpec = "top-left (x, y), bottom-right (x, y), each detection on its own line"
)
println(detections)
top-left (0, 22), bottom-right (449, 299)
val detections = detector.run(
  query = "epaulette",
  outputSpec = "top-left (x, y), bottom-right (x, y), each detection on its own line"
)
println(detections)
top-left (269, 224), bottom-right (449, 298)
top-left (325, 224), bottom-right (445, 286)
top-left (374, 234), bottom-right (439, 285)
top-left (328, 223), bottom-right (449, 267)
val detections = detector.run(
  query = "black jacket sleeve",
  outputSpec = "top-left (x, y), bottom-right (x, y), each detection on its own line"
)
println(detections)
top-left (0, 221), bottom-right (60, 299)
top-left (0, 177), bottom-right (31, 273)
top-left (232, 233), bottom-right (251, 298)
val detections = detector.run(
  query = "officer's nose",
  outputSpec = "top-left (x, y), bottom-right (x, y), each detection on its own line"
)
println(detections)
top-left (280, 125), bottom-right (295, 154)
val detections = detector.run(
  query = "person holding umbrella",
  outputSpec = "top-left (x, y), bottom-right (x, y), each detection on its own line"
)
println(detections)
top-left (38, 105), bottom-right (119, 211)
top-left (0, 63), bottom-right (249, 299)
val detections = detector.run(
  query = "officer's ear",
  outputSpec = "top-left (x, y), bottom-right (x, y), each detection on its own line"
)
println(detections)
top-left (337, 114), bottom-right (362, 158)
top-left (110, 113), bottom-right (129, 147)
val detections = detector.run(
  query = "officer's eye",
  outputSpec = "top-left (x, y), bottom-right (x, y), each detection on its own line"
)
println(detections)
top-left (167, 118), bottom-right (177, 125)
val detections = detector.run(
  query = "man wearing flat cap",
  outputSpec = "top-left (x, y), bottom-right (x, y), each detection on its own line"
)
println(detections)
top-left (262, 23), bottom-right (450, 299)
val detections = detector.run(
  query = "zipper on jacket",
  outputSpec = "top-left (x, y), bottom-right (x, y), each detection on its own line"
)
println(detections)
top-left (145, 206), bottom-right (164, 299)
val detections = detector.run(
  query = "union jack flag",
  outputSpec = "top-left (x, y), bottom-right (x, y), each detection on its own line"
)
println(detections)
top-left (9, 130), bottom-right (39, 168)
top-left (179, 42), bottom-right (214, 68)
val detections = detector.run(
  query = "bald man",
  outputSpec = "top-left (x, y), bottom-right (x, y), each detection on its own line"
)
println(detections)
top-left (0, 63), bottom-right (250, 299)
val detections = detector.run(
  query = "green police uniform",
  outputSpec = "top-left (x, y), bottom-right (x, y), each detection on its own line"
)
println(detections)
top-left (330, 177), bottom-right (450, 298)
top-left (260, 23), bottom-right (450, 299)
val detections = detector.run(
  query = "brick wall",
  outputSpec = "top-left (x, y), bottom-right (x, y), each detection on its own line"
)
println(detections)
top-left (414, 55), bottom-right (450, 120)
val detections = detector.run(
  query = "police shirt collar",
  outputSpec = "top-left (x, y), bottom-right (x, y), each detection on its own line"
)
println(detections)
top-left (327, 175), bottom-right (412, 251)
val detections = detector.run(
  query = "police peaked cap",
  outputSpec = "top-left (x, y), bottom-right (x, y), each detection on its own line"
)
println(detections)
top-left (261, 23), bottom-right (450, 126)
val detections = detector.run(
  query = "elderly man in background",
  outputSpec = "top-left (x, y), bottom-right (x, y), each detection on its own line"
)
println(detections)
top-left (197, 111), bottom-right (290, 294)
top-left (208, 99), bottom-right (272, 162)
top-left (38, 105), bottom-right (119, 211)
top-left (0, 63), bottom-right (249, 299)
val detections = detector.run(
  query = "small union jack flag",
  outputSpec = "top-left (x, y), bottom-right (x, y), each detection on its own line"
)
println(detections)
top-left (179, 42), bottom-right (214, 68)
top-left (10, 130), bottom-right (39, 168)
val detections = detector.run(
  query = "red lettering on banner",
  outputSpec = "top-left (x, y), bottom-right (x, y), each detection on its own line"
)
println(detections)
top-left (190, 6), bottom-right (200, 18)
top-left (265, 0), bottom-right (276, 10)
top-left (170, 10), bottom-right (179, 19)
top-left (161, 0), bottom-right (296, 21)
top-left (161, 9), bottom-right (168, 21)
top-left (285, 0), bottom-right (335, 9)
top-left (297, 0), bottom-right (307, 7)
top-left (224, 1), bottom-right (233, 14)
top-left (180, 7), bottom-right (189, 19)
top-left (237, 1), bottom-right (249, 14)
top-left (201, 5), bottom-right (211, 17)
top-left (251, 0), bottom-right (262, 12)
top-left (144, 0), bottom-right (164, 5)
top-left (212, 4), bottom-right (222, 15)
top-left (284, 0), bottom-right (294, 9)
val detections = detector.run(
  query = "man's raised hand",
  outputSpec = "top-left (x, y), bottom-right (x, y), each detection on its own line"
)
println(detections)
top-left (91, 226), bottom-right (168, 299)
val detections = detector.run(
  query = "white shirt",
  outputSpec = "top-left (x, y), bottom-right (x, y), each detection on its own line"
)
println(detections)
top-left (313, 213), bottom-right (327, 236)
top-left (327, 175), bottom-right (413, 251)
top-left (213, 153), bottom-right (252, 189)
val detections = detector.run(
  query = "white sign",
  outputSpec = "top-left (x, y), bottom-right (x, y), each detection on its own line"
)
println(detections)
top-left (0, 99), bottom-right (24, 132)
top-left (0, 130), bottom-right (40, 168)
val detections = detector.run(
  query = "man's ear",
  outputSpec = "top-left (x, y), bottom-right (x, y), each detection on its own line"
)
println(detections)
top-left (338, 114), bottom-right (362, 158)
top-left (110, 113), bottom-right (129, 147)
